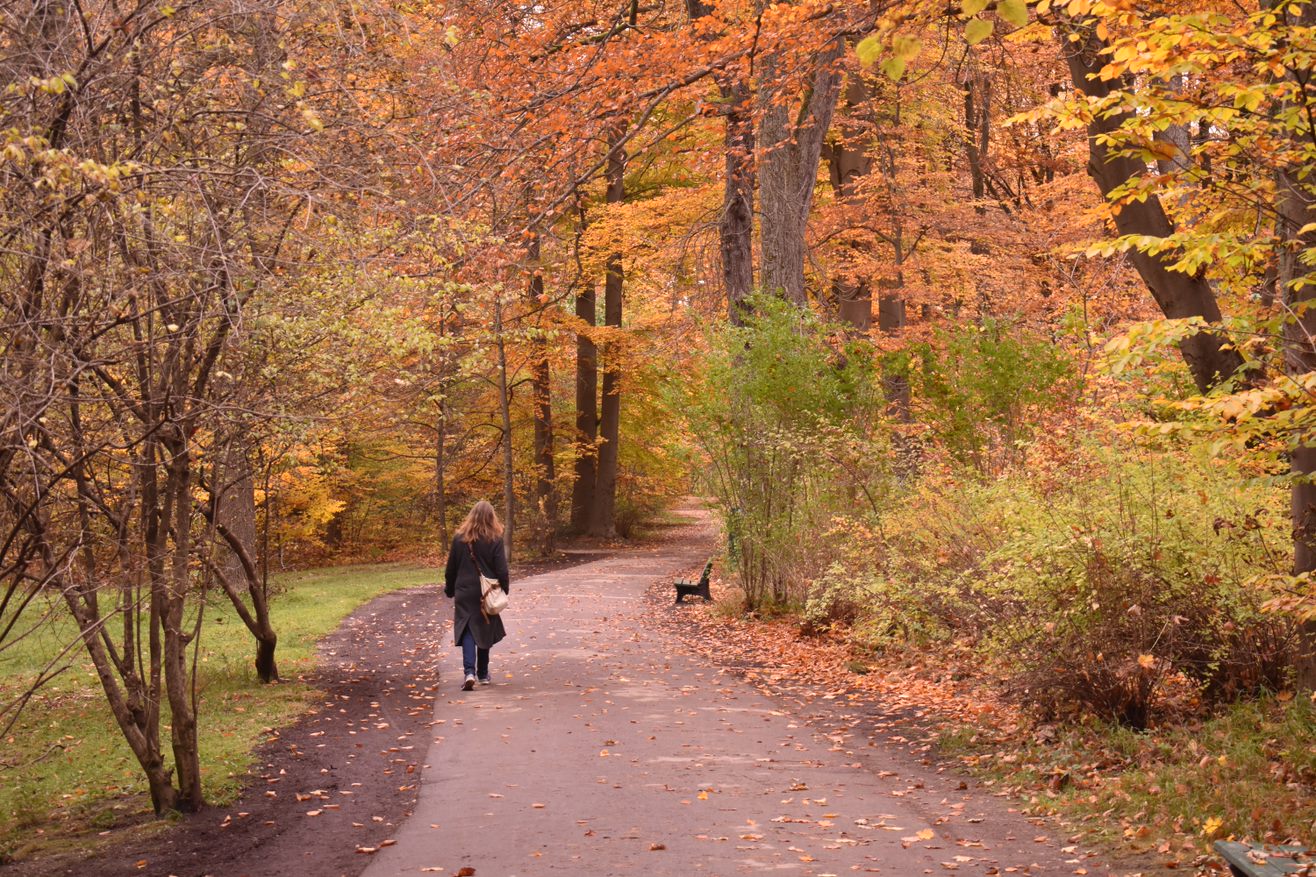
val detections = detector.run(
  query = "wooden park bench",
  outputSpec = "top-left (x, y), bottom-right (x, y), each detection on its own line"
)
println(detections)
top-left (1214, 841), bottom-right (1315, 877)
top-left (674, 559), bottom-right (713, 604)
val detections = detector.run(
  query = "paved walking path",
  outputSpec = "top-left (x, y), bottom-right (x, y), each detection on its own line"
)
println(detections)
top-left (363, 539), bottom-right (1119, 877)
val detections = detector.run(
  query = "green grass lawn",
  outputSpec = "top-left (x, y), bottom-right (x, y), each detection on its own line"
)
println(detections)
top-left (0, 563), bottom-right (436, 859)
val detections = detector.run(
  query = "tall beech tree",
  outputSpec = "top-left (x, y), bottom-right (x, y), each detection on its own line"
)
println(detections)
top-left (525, 222), bottom-right (559, 544)
top-left (686, 0), bottom-right (756, 322)
top-left (571, 195), bottom-right (601, 534)
top-left (1053, 12), bottom-right (1243, 393)
top-left (590, 127), bottom-right (629, 537)
top-left (757, 35), bottom-right (846, 304)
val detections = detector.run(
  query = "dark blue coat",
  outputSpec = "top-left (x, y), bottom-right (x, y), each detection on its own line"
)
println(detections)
top-left (444, 536), bottom-right (510, 649)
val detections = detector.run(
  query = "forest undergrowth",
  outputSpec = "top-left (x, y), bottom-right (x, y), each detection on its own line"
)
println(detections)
top-left (679, 566), bottom-right (1316, 873)
top-left (681, 298), bottom-right (1316, 872)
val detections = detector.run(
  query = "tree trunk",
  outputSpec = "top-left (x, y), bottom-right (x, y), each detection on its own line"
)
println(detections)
top-left (963, 69), bottom-right (990, 201)
top-left (436, 394), bottom-right (449, 545)
top-left (589, 129), bottom-right (626, 538)
top-left (214, 438), bottom-right (278, 682)
top-left (494, 294), bottom-right (515, 563)
top-left (571, 283), bottom-right (598, 534)
top-left (878, 281), bottom-right (910, 419)
top-left (721, 78), bottom-right (756, 321)
top-left (209, 516), bottom-right (280, 683)
top-left (1153, 74), bottom-right (1192, 177)
top-left (1058, 15), bottom-right (1242, 392)
top-left (826, 75), bottom-right (875, 332)
top-left (526, 227), bottom-right (557, 547)
top-left (1274, 0), bottom-right (1316, 688)
top-left (60, 389), bottom-right (180, 813)
top-left (160, 438), bottom-right (203, 810)
top-left (435, 305), bottom-right (452, 545)
top-left (757, 38), bottom-right (845, 305)
top-left (685, 0), bottom-right (755, 322)
top-left (217, 443), bottom-right (258, 588)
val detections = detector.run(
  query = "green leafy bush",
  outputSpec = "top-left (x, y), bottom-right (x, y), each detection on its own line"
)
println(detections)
top-left (687, 295), bottom-right (896, 610)
top-left (982, 457), bottom-right (1293, 726)
top-left (910, 320), bottom-right (1072, 474)
top-left (829, 441), bottom-right (1293, 726)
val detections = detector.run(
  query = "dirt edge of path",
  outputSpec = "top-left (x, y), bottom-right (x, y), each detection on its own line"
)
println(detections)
top-left (2, 551), bottom-right (600, 877)
top-left (645, 580), bottom-right (1176, 877)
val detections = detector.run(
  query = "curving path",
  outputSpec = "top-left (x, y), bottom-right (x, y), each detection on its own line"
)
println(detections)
top-left (361, 529), bottom-right (1123, 877)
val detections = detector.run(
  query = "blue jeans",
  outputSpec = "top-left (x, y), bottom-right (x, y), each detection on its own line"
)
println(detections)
top-left (459, 627), bottom-right (490, 679)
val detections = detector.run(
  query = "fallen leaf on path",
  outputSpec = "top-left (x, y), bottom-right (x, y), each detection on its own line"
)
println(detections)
top-left (650, 843), bottom-right (666, 851)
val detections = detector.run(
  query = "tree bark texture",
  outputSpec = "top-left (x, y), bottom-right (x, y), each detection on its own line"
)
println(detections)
top-left (214, 439), bottom-right (279, 683)
top-left (494, 295), bottom-right (515, 563)
top-left (571, 284), bottom-right (599, 534)
top-left (589, 130), bottom-right (626, 538)
top-left (685, 0), bottom-right (755, 322)
top-left (757, 38), bottom-right (845, 305)
top-left (721, 77), bottom-right (756, 322)
top-left (526, 227), bottom-right (558, 546)
top-left (1273, 0), bottom-right (1316, 689)
top-left (963, 70), bottom-right (991, 201)
top-left (436, 394), bottom-right (449, 544)
top-left (1059, 16), bottom-right (1242, 393)
top-left (826, 75), bottom-right (876, 332)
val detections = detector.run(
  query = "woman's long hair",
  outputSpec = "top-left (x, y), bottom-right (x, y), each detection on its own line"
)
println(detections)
top-left (455, 500), bottom-right (504, 544)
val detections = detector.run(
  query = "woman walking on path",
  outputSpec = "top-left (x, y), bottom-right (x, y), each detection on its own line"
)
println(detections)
top-left (444, 501), bottom-right (510, 690)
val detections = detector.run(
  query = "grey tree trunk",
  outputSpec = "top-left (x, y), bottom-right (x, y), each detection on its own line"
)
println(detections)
top-left (757, 38), bottom-right (845, 305)
top-left (721, 78), bottom-right (756, 322)
top-left (963, 69), bottom-right (991, 201)
top-left (435, 305), bottom-right (454, 545)
top-left (1058, 16), bottom-right (1242, 392)
top-left (685, 0), bottom-right (755, 322)
top-left (1153, 74), bottom-right (1192, 177)
top-left (436, 395), bottom-right (449, 545)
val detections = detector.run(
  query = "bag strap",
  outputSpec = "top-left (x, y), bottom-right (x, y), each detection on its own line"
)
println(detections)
top-left (466, 538), bottom-right (488, 578)
top-left (468, 539), bottom-right (493, 622)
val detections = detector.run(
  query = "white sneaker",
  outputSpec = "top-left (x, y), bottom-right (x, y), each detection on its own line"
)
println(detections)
top-left (462, 674), bottom-right (476, 691)
top-left (478, 676), bottom-right (492, 685)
